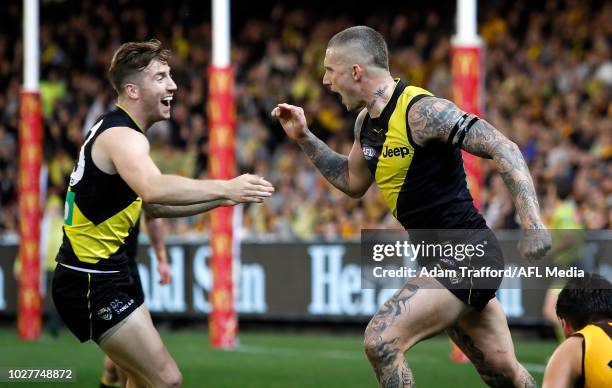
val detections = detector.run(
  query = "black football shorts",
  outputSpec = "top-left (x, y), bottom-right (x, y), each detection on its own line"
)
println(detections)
top-left (52, 263), bottom-right (144, 343)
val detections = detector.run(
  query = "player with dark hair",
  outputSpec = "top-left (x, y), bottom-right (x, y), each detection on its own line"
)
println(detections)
top-left (543, 274), bottom-right (612, 388)
top-left (52, 39), bottom-right (274, 387)
top-left (273, 26), bottom-right (550, 387)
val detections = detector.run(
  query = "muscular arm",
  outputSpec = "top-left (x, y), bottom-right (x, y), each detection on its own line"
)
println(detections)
top-left (94, 127), bottom-right (228, 204)
top-left (297, 109), bottom-right (373, 198)
top-left (142, 199), bottom-right (234, 218)
top-left (408, 97), bottom-right (545, 229)
top-left (94, 127), bottom-right (272, 205)
top-left (543, 336), bottom-right (583, 388)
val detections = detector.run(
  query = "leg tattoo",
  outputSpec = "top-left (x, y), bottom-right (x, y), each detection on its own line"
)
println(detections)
top-left (364, 283), bottom-right (419, 387)
top-left (383, 363), bottom-right (415, 388)
top-left (447, 325), bottom-right (535, 388)
top-left (365, 335), bottom-right (415, 388)
top-left (367, 283), bottom-right (419, 334)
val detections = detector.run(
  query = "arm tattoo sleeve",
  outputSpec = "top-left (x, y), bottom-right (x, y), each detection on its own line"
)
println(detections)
top-left (296, 110), bottom-right (367, 195)
top-left (462, 119), bottom-right (544, 229)
top-left (298, 133), bottom-right (350, 193)
top-left (408, 97), bottom-right (544, 229)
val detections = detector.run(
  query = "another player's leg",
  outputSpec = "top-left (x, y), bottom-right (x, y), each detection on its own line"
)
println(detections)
top-left (447, 298), bottom-right (535, 387)
top-left (100, 355), bottom-right (120, 388)
top-left (99, 305), bottom-right (182, 388)
top-left (100, 355), bottom-right (127, 388)
top-left (364, 277), bottom-right (469, 387)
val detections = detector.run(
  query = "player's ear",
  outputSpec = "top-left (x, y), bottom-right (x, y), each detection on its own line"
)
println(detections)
top-left (124, 83), bottom-right (139, 100)
top-left (559, 318), bottom-right (574, 338)
top-left (352, 64), bottom-right (362, 81)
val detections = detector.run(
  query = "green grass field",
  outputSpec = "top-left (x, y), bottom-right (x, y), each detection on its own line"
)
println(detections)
top-left (0, 327), bottom-right (556, 387)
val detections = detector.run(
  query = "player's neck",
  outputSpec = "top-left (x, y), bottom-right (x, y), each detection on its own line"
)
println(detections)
top-left (365, 77), bottom-right (397, 118)
top-left (116, 99), bottom-right (149, 132)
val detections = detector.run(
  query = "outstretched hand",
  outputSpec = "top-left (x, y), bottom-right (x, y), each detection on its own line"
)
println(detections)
top-left (271, 103), bottom-right (309, 142)
top-left (226, 174), bottom-right (274, 203)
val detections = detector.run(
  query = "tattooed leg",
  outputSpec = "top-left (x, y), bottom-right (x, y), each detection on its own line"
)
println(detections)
top-left (364, 281), bottom-right (467, 387)
top-left (366, 283), bottom-right (420, 334)
top-left (364, 335), bottom-right (415, 388)
top-left (364, 284), bottom-right (420, 387)
top-left (447, 324), bottom-right (516, 387)
top-left (446, 299), bottom-right (536, 388)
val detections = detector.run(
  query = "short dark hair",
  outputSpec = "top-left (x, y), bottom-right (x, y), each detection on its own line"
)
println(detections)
top-left (556, 273), bottom-right (612, 330)
top-left (108, 39), bottom-right (171, 94)
top-left (328, 26), bottom-right (388, 70)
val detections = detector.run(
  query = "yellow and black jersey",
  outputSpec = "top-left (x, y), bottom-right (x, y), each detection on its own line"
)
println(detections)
top-left (56, 105), bottom-right (143, 270)
top-left (359, 79), bottom-right (484, 229)
top-left (573, 322), bottom-right (612, 388)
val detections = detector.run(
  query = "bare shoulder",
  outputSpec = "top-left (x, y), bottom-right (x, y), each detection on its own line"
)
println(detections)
top-left (543, 335), bottom-right (583, 387)
top-left (98, 126), bottom-right (149, 152)
top-left (407, 96), bottom-right (464, 146)
top-left (556, 335), bottom-right (583, 361)
top-left (354, 108), bottom-right (368, 139)
top-left (93, 126), bottom-right (150, 174)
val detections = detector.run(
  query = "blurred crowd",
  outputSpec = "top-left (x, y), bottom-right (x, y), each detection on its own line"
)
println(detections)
top-left (0, 0), bottom-right (610, 242)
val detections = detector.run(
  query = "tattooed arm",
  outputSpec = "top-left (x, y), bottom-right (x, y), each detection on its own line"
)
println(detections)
top-left (272, 104), bottom-right (373, 198)
top-left (408, 97), bottom-right (551, 260)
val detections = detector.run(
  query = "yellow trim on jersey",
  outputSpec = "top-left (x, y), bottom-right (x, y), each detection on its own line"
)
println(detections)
top-left (64, 198), bottom-right (142, 263)
top-left (576, 322), bottom-right (612, 388)
top-left (115, 103), bottom-right (145, 133)
top-left (374, 86), bottom-right (433, 216)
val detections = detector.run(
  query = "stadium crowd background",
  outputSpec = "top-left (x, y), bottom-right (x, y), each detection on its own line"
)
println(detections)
top-left (0, 0), bottom-right (610, 242)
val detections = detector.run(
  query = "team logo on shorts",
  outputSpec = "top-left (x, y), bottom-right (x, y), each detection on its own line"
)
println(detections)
top-left (439, 259), bottom-right (463, 285)
top-left (97, 307), bottom-right (112, 321)
top-left (362, 145), bottom-right (376, 160)
top-left (110, 298), bottom-right (134, 315)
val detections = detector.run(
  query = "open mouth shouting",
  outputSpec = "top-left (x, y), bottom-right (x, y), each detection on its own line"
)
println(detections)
top-left (161, 95), bottom-right (173, 107)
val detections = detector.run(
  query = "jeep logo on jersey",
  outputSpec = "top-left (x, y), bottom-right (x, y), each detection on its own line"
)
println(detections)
top-left (362, 145), bottom-right (376, 160)
top-left (97, 307), bottom-right (112, 321)
top-left (381, 146), bottom-right (410, 158)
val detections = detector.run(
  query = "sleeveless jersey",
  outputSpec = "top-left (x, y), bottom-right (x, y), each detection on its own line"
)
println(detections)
top-left (359, 80), bottom-right (484, 229)
top-left (574, 322), bottom-right (612, 388)
top-left (57, 105), bottom-right (143, 270)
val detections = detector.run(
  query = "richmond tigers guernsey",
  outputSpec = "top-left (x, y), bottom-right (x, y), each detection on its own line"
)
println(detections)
top-left (56, 105), bottom-right (143, 271)
top-left (574, 322), bottom-right (612, 388)
top-left (360, 79), bottom-right (484, 229)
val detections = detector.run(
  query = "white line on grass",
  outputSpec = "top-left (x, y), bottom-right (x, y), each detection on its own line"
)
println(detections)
top-left (232, 345), bottom-right (547, 374)
top-left (231, 345), bottom-right (438, 362)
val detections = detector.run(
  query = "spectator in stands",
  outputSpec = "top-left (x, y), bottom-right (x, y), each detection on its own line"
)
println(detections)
top-left (1, 0), bottom-right (610, 238)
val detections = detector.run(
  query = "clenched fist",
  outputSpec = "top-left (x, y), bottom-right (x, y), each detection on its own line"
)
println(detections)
top-left (518, 228), bottom-right (552, 261)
